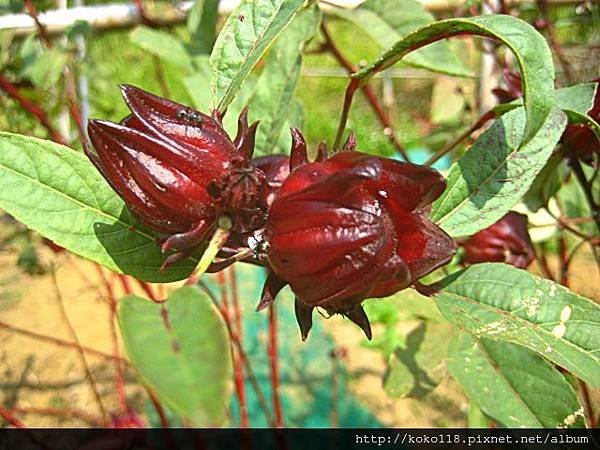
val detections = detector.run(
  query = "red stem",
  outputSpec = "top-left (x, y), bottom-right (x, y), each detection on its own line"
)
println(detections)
top-left (217, 272), bottom-right (249, 427)
top-left (321, 22), bottom-right (409, 160)
top-left (50, 269), bottom-right (108, 423)
top-left (0, 73), bottom-right (67, 144)
top-left (198, 281), bottom-right (276, 427)
top-left (0, 319), bottom-right (128, 363)
top-left (135, 279), bottom-right (161, 302)
top-left (0, 408), bottom-right (27, 428)
top-left (23, 0), bottom-right (86, 144)
top-left (268, 304), bottom-right (284, 427)
top-left (229, 268), bottom-right (249, 428)
top-left (7, 407), bottom-right (102, 426)
top-left (95, 266), bottom-right (128, 415)
top-left (146, 388), bottom-right (171, 428)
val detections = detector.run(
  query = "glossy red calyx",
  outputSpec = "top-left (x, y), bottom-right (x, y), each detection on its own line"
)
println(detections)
top-left (259, 130), bottom-right (455, 340)
top-left (85, 85), bottom-right (263, 269)
top-left (461, 211), bottom-right (535, 269)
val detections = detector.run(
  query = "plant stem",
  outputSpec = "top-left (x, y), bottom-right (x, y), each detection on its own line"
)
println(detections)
top-left (23, 0), bottom-right (86, 143)
top-left (198, 281), bottom-right (276, 427)
top-left (6, 407), bottom-right (102, 426)
top-left (425, 110), bottom-right (495, 166)
top-left (321, 22), bottom-right (409, 160)
top-left (579, 380), bottom-right (596, 428)
top-left (50, 267), bottom-right (108, 423)
top-left (558, 234), bottom-right (569, 287)
top-left (0, 72), bottom-right (67, 144)
top-left (94, 266), bottom-right (128, 415)
top-left (268, 304), bottom-right (284, 427)
top-left (0, 408), bottom-right (27, 428)
top-left (146, 387), bottom-right (171, 428)
top-left (569, 157), bottom-right (600, 235)
top-left (0, 319), bottom-right (128, 363)
top-left (217, 271), bottom-right (250, 427)
top-left (229, 267), bottom-right (249, 428)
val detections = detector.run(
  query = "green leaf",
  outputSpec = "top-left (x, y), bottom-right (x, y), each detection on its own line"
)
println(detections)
top-left (554, 82), bottom-right (600, 139)
top-left (435, 263), bottom-right (600, 387)
top-left (187, 0), bottom-right (220, 54)
top-left (384, 322), bottom-right (454, 398)
top-left (523, 152), bottom-right (566, 212)
top-left (21, 47), bottom-right (69, 89)
top-left (130, 26), bottom-right (194, 71)
top-left (249, 5), bottom-right (320, 156)
top-left (183, 55), bottom-right (213, 111)
top-left (209, 0), bottom-right (310, 112)
top-left (119, 287), bottom-right (232, 426)
top-left (467, 401), bottom-right (490, 428)
top-left (430, 107), bottom-right (566, 237)
top-left (0, 132), bottom-right (197, 282)
top-left (449, 334), bottom-right (584, 428)
top-left (329, 0), bottom-right (471, 77)
top-left (354, 15), bottom-right (555, 145)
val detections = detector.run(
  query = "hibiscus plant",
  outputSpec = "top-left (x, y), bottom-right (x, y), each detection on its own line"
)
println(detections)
top-left (0, 0), bottom-right (598, 430)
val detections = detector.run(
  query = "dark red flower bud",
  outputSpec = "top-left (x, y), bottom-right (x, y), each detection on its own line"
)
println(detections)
top-left (85, 85), bottom-right (264, 268)
top-left (259, 131), bottom-right (455, 340)
top-left (561, 79), bottom-right (600, 163)
top-left (461, 211), bottom-right (535, 269)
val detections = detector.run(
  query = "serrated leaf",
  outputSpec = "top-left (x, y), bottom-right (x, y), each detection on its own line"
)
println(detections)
top-left (449, 333), bottom-right (584, 428)
top-left (210, 0), bottom-right (309, 112)
top-left (130, 26), bottom-right (194, 70)
top-left (435, 263), bottom-right (600, 387)
top-left (354, 15), bottom-right (555, 146)
top-left (119, 287), bottom-right (232, 426)
top-left (430, 107), bottom-right (566, 237)
top-left (329, 0), bottom-right (471, 77)
top-left (249, 5), bottom-right (319, 156)
top-left (0, 132), bottom-right (197, 282)
top-left (384, 322), bottom-right (454, 398)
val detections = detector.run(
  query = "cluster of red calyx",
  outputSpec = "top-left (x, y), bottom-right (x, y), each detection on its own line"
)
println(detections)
top-left (493, 71), bottom-right (599, 164)
top-left (460, 212), bottom-right (535, 269)
top-left (86, 86), bottom-right (455, 340)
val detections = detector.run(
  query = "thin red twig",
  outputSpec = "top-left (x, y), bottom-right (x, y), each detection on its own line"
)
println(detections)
top-left (50, 268), bottom-right (108, 423)
top-left (217, 272), bottom-right (249, 427)
top-left (146, 388), bottom-right (171, 428)
top-left (321, 22), bottom-right (409, 161)
top-left (0, 319), bottom-right (128, 363)
top-left (229, 267), bottom-right (249, 428)
top-left (197, 281), bottom-right (275, 427)
top-left (268, 304), bottom-right (284, 427)
top-left (0, 73), bottom-right (67, 144)
top-left (425, 110), bottom-right (495, 166)
top-left (7, 407), bottom-right (102, 426)
top-left (0, 408), bottom-right (27, 428)
top-left (23, 0), bottom-right (86, 144)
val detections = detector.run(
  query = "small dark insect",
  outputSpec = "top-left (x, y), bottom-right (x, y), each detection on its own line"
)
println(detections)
top-left (176, 109), bottom-right (203, 123)
top-left (239, 14), bottom-right (245, 22)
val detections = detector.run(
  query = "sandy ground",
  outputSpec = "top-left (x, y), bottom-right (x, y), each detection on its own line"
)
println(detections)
top-left (0, 244), bottom-right (598, 428)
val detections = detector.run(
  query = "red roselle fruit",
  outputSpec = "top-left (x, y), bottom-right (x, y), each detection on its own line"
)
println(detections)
top-left (461, 211), bottom-right (535, 269)
top-left (86, 85), bottom-right (267, 269)
top-left (258, 130), bottom-right (455, 340)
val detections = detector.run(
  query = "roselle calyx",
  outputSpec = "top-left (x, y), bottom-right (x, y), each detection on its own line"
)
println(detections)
top-left (461, 211), bottom-right (535, 269)
top-left (85, 85), bottom-right (265, 269)
top-left (259, 130), bottom-right (455, 340)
